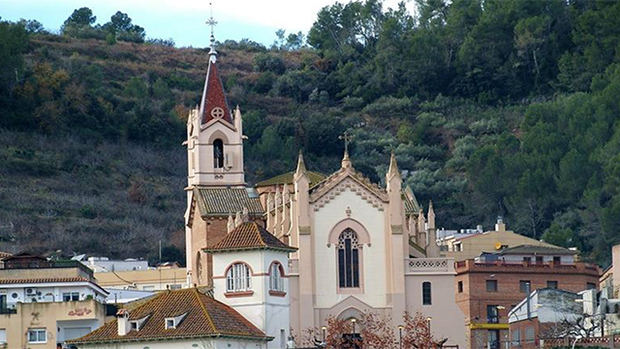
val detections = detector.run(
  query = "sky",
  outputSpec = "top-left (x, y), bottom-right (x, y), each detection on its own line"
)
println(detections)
top-left (1, 0), bottom-right (414, 48)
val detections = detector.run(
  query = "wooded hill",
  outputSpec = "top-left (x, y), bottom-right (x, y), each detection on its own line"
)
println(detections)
top-left (1, 0), bottom-right (620, 265)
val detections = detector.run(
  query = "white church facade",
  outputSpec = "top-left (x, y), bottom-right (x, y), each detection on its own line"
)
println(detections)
top-left (183, 36), bottom-right (467, 348)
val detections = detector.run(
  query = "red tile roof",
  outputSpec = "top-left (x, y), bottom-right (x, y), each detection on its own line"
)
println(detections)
top-left (69, 288), bottom-right (271, 344)
top-left (204, 222), bottom-right (296, 253)
top-left (200, 59), bottom-right (232, 124)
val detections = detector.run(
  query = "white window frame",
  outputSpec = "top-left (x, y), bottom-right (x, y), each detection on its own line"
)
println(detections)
top-left (226, 263), bottom-right (251, 292)
top-left (269, 263), bottom-right (284, 292)
top-left (28, 328), bottom-right (46, 343)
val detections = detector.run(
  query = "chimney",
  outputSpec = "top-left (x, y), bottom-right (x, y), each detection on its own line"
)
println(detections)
top-left (495, 216), bottom-right (506, 232)
top-left (116, 309), bottom-right (130, 336)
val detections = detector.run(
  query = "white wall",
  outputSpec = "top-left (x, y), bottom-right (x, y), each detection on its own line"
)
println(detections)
top-left (0, 283), bottom-right (105, 307)
top-left (405, 274), bottom-right (466, 349)
top-left (212, 249), bottom-right (290, 349)
top-left (312, 188), bottom-right (388, 309)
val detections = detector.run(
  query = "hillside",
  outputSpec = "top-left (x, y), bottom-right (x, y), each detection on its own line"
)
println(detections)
top-left (1, 0), bottom-right (620, 265)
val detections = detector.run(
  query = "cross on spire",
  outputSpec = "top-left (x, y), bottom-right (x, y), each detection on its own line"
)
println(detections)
top-left (206, 2), bottom-right (218, 60)
top-left (339, 130), bottom-right (354, 168)
top-left (339, 130), bottom-right (353, 155)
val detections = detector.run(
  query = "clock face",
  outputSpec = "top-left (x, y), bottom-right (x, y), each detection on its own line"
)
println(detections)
top-left (211, 107), bottom-right (224, 119)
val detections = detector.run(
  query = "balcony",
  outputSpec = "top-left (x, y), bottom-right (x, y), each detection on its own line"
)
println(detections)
top-left (405, 258), bottom-right (455, 274)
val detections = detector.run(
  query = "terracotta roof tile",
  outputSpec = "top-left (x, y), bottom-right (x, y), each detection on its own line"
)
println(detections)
top-left (200, 60), bottom-right (233, 124)
top-left (205, 222), bottom-right (296, 253)
top-left (69, 288), bottom-right (270, 344)
top-left (194, 187), bottom-right (264, 217)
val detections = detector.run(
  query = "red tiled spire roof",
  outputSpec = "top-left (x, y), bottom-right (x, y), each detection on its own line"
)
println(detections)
top-left (69, 288), bottom-right (270, 344)
top-left (205, 222), bottom-right (296, 253)
top-left (199, 57), bottom-right (233, 125)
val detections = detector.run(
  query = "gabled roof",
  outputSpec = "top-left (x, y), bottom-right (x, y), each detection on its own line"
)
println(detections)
top-left (69, 288), bottom-right (270, 344)
top-left (199, 57), bottom-right (232, 125)
top-left (204, 222), bottom-right (296, 253)
top-left (255, 171), bottom-right (326, 188)
top-left (193, 187), bottom-right (264, 217)
top-left (309, 166), bottom-right (388, 203)
top-left (496, 244), bottom-right (575, 256)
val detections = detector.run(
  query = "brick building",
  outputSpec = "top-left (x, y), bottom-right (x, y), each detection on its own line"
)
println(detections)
top-left (455, 245), bottom-right (600, 349)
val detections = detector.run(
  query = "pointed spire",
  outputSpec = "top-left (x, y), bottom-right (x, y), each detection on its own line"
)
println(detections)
top-left (275, 185), bottom-right (282, 207)
top-left (234, 211), bottom-right (242, 228)
top-left (339, 130), bottom-right (353, 169)
top-left (387, 151), bottom-right (400, 179)
top-left (227, 214), bottom-right (234, 233)
top-left (199, 3), bottom-right (232, 125)
top-left (427, 200), bottom-right (435, 230)
top-left (341, 148), bottom-right (352, 169)
top-left (282, 183), bottom-right (290, 203)
top-left (417, 209), bottom-right (426, 233)
top-left (295, 151), bottom-right (307, 177)
top-left (242, 206), bottom-right (249, 222)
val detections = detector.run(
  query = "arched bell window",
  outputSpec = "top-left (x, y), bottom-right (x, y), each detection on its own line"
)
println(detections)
top-left (269, 262), bottom-right (284, 292)
top-left (338, 229), bottom-right (360, 288)
top-left (213, 139), bottom-right (224, 168)
top-left (226, 263), bottom-right (251, 292)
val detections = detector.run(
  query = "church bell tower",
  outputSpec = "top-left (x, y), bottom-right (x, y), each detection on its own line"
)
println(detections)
top-left (185, 25), bottom-right (245, 188)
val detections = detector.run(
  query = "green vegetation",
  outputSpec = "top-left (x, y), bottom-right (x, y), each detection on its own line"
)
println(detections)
top-left (1, 0), bottom-right (620, 265)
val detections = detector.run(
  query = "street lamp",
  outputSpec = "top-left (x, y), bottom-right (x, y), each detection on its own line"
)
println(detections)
top-left (350, 318), bottom-right (357, 334)
top-left (321, 326), bottom-right (327, 346)
top-left (398, 325), bottom-right (404, 349)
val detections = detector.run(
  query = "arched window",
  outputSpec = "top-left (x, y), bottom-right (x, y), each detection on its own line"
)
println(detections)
top-left (269, 263), bottom-right (284, 292)
top-left (213, 139), bottom-right (224, 168)
top-left (422, 281), bottom-right (432, 305)
top-left (338, 229), bottom-right (360, 288)
top-left (226, 263), bottom-right (251, 292)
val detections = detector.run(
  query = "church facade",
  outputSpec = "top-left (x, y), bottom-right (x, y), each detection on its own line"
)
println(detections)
top-left (184, 40), bottom-right (466, 347)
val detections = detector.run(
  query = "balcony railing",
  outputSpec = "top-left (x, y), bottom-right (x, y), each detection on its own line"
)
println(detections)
top-left (405, 258), bottom-right (455, 274)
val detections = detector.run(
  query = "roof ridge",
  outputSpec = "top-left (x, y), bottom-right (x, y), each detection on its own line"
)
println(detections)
top-left (192, 288), bottom-right (217, 332)
top-left (254, 222), bottom-right (267, 247)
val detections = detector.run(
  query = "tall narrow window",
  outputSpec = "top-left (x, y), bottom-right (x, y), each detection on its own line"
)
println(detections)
top-left (213, 139), bottom-right (224, 168)
top-left (422, 281), bottom-right (432, 305)
top-left (270, 263), bottom-right (284, 292)
top-left (226, 263), bottom-right (251, 292)
top-left (338, 229), bottom-right (360, 288)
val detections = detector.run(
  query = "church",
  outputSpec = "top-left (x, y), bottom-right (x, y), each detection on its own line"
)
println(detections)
top-left (183, 33), bottom-right (466, 348)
